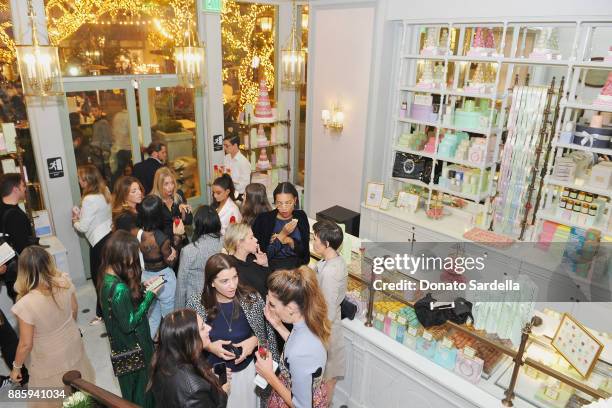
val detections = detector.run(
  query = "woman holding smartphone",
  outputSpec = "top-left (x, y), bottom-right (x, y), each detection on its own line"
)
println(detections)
top-left (186, 253), bottom-right (278, 408)
top-left (252, 182), bottom-right (310, 271)
top-left (255, 266), bottom-right (331, 408)
top-left (99, 231), bottom-right (164, 408)
top-left (149, 309), bottom-right (230, 408)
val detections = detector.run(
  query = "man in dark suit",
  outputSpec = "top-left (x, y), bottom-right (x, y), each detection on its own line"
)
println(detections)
top-left (132, 142), bottom-right (167, 194)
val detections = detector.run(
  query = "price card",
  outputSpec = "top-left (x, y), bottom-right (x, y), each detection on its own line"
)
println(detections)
top-left (463, 346), bottom-right (477, 359)
top-left (422, 331), bottom-right (433, 341)
top-left (397, 316), bottom-right (407, 325)
top-left (544, 386), bottom-right (559, 400)
top-left (441, 337), bottom-right (453, 349)
top-left (408, 326), bottom-right (418, 337)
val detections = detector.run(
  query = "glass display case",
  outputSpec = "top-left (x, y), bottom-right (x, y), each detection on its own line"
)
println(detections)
top-left (342, 249), bottom-right (611, 407)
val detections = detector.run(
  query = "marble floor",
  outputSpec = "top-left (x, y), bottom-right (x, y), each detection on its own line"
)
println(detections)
top-left (0, 281), bottom-right (121, 407)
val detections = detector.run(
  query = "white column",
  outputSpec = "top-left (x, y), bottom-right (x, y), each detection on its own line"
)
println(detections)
top-left (198, 5), bottom-right (225, 192)
top-left (10, 0), bottom-right (86, 285)
top-left (276, 2), bottom-right (299, 185)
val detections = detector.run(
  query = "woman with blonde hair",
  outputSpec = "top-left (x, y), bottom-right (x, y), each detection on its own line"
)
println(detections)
top-left (151, 167), bottom-right (192, 248)
top-left (10, 246), bottom-right (95, 406)
top-left (72, 164), bottom-right (112, 325)
top-left (223, 223), bottom-right (270, 298)
top-left (255, 266), bottom-right (331, 408)
top-left (111, 176), bottom-right (144, 233)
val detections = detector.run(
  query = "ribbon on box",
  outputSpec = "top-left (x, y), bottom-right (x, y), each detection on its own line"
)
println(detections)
top-left (576, 130), bottom-right (609, 147)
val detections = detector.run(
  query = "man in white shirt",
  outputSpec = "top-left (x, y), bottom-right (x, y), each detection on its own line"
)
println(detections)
top-left (223, 134), bottom-right (251, 200)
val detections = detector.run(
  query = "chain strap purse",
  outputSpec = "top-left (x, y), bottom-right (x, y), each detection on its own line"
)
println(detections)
top-left (107, 281), bottom-right (146, 377)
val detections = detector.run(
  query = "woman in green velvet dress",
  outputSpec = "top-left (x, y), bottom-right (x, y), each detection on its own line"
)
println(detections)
top-left (98, 230), bottom-right (164, 408)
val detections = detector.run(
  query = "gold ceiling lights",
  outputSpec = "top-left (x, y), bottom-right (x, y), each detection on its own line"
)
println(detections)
top-left (16, 0), bottom-right (63, 97)
top-left (174, 17), bottom-right (205, 88)
top-left (280, 0), bottom-right (306, 89)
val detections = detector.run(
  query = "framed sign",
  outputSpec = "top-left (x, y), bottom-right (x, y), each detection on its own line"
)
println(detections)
top-left (213, 134), bottom-right (224, 152)
top-left (397, 191), bottom-right (420, 212)
top-left (47, 157), bottom-right (64, 179)
top-left (551, 313), bottom-right (603, 378)
top-left (365, 182), bottom-right (384, 208)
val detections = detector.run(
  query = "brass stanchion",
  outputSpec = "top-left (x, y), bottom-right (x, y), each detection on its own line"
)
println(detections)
top-left (502, 316), bottom-right (543, 407)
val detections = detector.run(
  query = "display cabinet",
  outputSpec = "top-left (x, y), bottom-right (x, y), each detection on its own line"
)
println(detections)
top-left (383, 19), bottom-right (612, 241)
top-left (338, 249), bottom-right (611, 407)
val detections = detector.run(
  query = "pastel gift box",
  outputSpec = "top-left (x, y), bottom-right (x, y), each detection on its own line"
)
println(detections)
top-left (552, 157), bottom-right (576, 182)
top-left (416, 336), bottom-right (437, 360)
top-left (403, 326), bottom-right (419, 349)
top-left (589, 162), bottom-right (612, 189)
top-left (454, 350), bottom-right (484, 384)
top-left (433, 341), bottom-right (458, 370)
top-left (423, 136), bottom-right (437, 153)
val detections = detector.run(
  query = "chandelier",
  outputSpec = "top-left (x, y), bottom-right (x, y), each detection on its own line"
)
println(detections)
top-left (16, 0), bottom-right (63, 97)
top-left (174, 18), bottom-right (206, 89)
top-left (280, 1), bottom-right (306, 89)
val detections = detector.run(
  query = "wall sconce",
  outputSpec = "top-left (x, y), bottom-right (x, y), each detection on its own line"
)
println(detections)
top-left (259, 16), bottom-right (273, 32)
top-left (322, 104), bottom-right (344, 131)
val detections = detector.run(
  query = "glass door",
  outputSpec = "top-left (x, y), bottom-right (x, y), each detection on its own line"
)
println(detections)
top-left (136, 76), bottom-right (209, 206)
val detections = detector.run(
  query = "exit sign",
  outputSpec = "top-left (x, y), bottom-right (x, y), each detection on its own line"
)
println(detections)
top-left (202, 0), bottom-right (222, 12)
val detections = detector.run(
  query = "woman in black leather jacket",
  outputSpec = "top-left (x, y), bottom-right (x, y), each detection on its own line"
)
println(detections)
top-left (149, 309), bottom-right (229, 408)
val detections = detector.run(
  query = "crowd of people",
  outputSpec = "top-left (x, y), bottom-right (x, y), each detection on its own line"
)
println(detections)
top-left (0, 138), bottom-right (349, 408)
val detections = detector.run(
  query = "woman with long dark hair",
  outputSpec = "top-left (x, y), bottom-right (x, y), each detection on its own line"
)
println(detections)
top-left (255, 266), bottom-right (331, 408)
top-left (111, 176), bottom-right (144, 233)
top-left (212, 174), bottom-right (242, 235)
top-left (186, 254), bottom-right (279, 408)
top-left (138, 195), bottom-right (178, 337)
top-left (175, 205), bottom-right (222, 309)
top-left (98, 231), bottom-right (163, 408)
top-left (241, 183), bottom-right (272, 226)
top-left (149, 309), bottom-right (229, 407)
top-left (72, 164), bottom-right (112, 324)
top-left (252, 182), bottom-right (310, 270)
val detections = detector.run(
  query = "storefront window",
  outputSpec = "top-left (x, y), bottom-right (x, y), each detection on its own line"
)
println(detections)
top-left (67, 89), bottom-right (134, 187)
top-left (0, 1), bottom-right (46, 213)
top-left (148, 86), bottom-right (200, 198)
top-left (221, 1), bottom-right (277, 136)
top-left (44, 0), bottom-right (196, 76)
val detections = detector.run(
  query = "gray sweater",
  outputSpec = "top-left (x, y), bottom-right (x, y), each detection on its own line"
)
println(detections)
top-left (174, 235), bottom-right (222, 309)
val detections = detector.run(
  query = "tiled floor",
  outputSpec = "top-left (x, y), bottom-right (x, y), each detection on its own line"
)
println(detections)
top-left (0, 281), bottom-right (121, 406)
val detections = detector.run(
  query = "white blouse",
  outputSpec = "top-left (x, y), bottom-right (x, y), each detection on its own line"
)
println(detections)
top-left (73, 194), bottom-right (112, 246)
top-left (217, 198), bottom-right (242, 235)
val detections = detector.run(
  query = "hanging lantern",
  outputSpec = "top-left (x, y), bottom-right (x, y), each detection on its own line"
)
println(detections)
top-left (280, 1), bottom-right (306, 89)
top-left (16, 0), bottom-right (63, 97)
top-left (175, 19), bottom-right (206, 89)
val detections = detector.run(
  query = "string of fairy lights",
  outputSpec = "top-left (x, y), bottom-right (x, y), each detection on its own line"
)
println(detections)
top-left (1, 0), bottom-right (277, 111)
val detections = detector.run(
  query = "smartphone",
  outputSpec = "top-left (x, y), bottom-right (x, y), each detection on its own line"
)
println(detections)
top-left (147, 276), bottom-right (167, 292)
top-left (222, 343), bottom-right (242, 357)
top-left (213, 362), bottom-right (227, 385)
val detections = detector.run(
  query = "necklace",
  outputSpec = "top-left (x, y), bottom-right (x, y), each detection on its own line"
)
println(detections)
top-left (218, 302), bottom-right (235, 332)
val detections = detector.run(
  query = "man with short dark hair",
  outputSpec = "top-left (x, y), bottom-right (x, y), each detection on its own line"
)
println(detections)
top-left (133, 142), bottom-right (167, 194)
top-left (0, 173), bottom-right (34, 255)
top-left (223, 134), bottom-right (251, 200)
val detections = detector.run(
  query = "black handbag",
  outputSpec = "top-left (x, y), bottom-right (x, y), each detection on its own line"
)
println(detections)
top-left (414, 293), bottom-right (474, 328)
top-left (392, 152), bottom-right (439, 184)
top-left (340, 297), bottom-right (357, 320)
top-left (107, 281), bottom-right (146, 377)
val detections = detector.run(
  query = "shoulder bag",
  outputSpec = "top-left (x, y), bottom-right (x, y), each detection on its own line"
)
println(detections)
top-left (107, 280), bottom-right (146, 377)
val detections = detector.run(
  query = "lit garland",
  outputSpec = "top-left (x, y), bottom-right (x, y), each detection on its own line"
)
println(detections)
top-left (44, 0), bottom-right (194, 48)
top-left (221, 0), bottom-right (275, 110)
top-left (0, 0), bottom-right (15, 63)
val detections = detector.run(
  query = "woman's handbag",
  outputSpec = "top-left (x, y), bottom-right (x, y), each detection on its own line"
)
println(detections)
top-left (414, 293), bottom-right (474, 328)
top-left (267, 367), bottom-right (329, 408)
top-left (107, 281), bottom-right (146, 377)
top-left (340, 297), bottom-right (357, 320)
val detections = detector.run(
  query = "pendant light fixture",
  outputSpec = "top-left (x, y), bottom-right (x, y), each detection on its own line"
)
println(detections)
top-left (16, 0), bottom-right (63, 97)
top-left (280, 1), bottom-right (306, 89)
top-left (174, 17), bottom-right (206, 89)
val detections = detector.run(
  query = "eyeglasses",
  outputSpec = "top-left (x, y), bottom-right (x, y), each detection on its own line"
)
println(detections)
top-left (275, 200), bottom-right (294, 208)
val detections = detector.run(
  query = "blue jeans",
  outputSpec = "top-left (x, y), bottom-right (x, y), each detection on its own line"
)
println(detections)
top-left (141, 267), bottom-right (176, 339)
